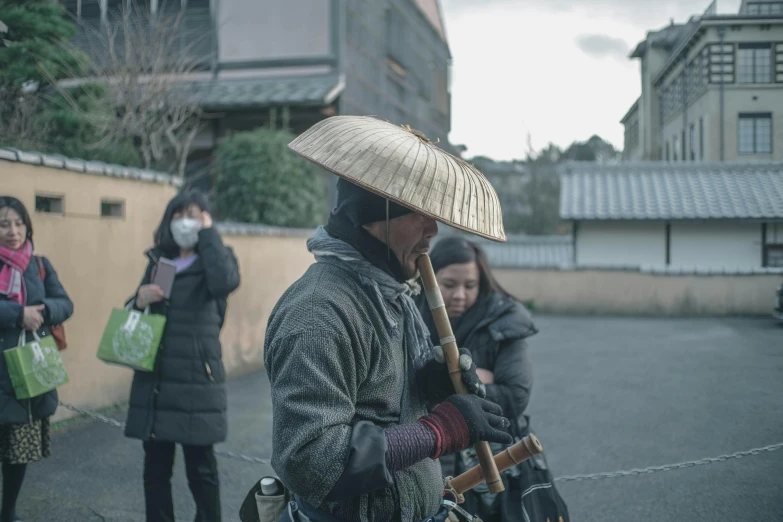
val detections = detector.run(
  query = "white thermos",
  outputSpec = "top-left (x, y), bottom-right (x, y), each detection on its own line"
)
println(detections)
top-left (256, 476), bottom-right (286, 522)
top-left (260, 477), bottom-right (282, 496)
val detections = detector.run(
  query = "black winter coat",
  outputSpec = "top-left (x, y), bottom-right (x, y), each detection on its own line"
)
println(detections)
top-left (0, 256), bottom-right (73, 424)
top-left (418, 291), bottom-right (538, 477)
top-left (124, 227), bottom-right (240, 446)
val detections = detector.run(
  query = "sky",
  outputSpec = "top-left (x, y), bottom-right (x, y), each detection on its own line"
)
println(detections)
top-left (440, 0), bottom-right (743, 160)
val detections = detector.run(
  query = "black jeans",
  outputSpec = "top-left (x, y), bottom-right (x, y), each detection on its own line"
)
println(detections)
top-left (143, 440), bottom-right (221, 522)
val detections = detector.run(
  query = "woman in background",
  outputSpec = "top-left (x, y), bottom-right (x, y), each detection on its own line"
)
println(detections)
top-left (416, 236), bottom-right (569, 522)
top-left (125, 189), bottom-right (240, 522)
top-left (0, 197), bottom-right (73, 522)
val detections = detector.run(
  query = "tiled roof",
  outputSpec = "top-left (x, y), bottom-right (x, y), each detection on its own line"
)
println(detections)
top-left (559, 161), bottom-right (783, 220)
top-left (185, 74), bottom-right (345, 110)
top-left (216, 221), bottom-right (313, 238)
top-left (480, 236), bottom-right (573, 268)
top-left (0, 148), bottom-right (181, 186)
top-left (434, 227), bottom-right (573, 268)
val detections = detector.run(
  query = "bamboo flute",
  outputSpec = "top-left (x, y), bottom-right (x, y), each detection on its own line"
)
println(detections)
top-left (417, 254), bottom-right (505, 494)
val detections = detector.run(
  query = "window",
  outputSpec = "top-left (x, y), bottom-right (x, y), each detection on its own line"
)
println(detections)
top-left (709, 43), bottom-right (735, 84)
top-left (35, 195), bottom-right (64, 214)
top-left (689, 124), bottom-right (696, 161)
top-left (742, 2), bottom-right (783, 15)
top-left (100, 200), bottom-right (125, 218)
top-left (699, 117), bottom-right (704, 160)
top-left (738, 113), bottom-right (772, 154)
top-left (765, 245), bottom-right (783, 267)
top-left (738, 44), bottom-right (772, 83)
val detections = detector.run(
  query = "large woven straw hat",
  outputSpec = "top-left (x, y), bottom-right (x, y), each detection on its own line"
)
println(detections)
top-left (288, 115), bottom-right (506, 242)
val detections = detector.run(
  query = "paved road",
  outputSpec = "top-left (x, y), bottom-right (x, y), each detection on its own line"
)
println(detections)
top-left (18, 316), bottom-right (783, 521)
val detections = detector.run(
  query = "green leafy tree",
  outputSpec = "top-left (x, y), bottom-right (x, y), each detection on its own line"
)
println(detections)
top-left (0, 2), bottom-right (141, 166)
top-left (0, 0), bottom-right (80, 92)
top-left (36, 85), bottom-right (142, 166)
top-left (213, 129), bottom-right (327, 228)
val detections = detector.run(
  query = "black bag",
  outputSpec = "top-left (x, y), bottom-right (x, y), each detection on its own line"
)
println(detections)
top-left (457, 443), bottom-right (570, 522)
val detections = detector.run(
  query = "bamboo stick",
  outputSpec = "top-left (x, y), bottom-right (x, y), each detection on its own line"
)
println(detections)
top-left (417, 254), bottom-right (505, 494)
top-left (449, 434), bottom-right (543, 494)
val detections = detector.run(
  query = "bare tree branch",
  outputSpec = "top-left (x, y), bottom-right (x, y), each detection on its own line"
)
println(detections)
top-left (44, 1), bottom-right (206, 178)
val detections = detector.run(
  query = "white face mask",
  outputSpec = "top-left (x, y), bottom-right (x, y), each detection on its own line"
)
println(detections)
top-left (170, 218), bottom-right (201, 249)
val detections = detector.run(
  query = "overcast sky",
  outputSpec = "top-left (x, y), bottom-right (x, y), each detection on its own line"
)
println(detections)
top-left (441, 0), bottom-right (742, 159)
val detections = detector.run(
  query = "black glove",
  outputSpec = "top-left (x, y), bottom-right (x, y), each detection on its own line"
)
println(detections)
top-left (418, 346), bottom-right (486, 403)
top-left (419, 394), bottom-right (512, 457)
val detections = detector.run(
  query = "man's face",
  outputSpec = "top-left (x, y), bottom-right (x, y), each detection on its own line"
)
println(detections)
top-left (364, 212), bottom-right (438, 279)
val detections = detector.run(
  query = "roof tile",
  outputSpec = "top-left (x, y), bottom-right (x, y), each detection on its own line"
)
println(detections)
top-left (559, 162), bottom-right (783, 220)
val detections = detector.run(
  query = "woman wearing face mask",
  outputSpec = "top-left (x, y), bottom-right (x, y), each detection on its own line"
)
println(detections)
top-left (124, 189), bottom-right (240, 522)
top-left (416, 236), bottom-right (569, 522)
top-left (0, 197), bottom-right (73, 522)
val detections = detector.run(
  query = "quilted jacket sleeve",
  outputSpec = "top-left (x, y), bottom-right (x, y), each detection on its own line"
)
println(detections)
top-left (40, 257), bottom-right (74, 326)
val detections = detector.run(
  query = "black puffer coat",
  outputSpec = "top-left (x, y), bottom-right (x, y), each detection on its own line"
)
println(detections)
top-left (418, 291), bottom-right (538, 477)
top-left (124, 227), bottom-right (240, 446)
top-left (0, 256), bottom-right (73, 424)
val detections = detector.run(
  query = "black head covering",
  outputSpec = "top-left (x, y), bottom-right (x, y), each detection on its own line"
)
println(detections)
top-left (324, 178), bottom-right (414, 282)
top-left (332, 178), bottom-right (413, 225)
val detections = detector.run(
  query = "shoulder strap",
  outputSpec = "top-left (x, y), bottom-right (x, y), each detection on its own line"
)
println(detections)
top-left (37, 256), bottom-right (46, 282)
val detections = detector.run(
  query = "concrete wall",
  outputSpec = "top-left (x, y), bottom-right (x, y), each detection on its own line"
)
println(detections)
top-left (495, 268), bottom-right (782, 316)
top-left (576, 222), bottom-right (666, 266)
top-left (1, 161), bottom-right (180, 421)
top-left (218, 0), bottom-right (332, 63)
top-left (217, 231), bottom-right (313, 375)
top-left (0, 160), bottom-right (315, 422)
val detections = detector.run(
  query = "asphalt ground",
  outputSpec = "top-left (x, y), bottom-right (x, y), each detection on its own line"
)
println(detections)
top-left (16, 316), bottom-right (783, 521)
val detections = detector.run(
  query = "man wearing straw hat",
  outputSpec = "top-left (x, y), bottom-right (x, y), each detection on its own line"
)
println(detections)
top-left (264, 116), bottom-right (512, 522)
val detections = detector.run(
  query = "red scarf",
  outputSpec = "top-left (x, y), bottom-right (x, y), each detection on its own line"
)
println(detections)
top-left (0, 240), bottom-right (33, 305)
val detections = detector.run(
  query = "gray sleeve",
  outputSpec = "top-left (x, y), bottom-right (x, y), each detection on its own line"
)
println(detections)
top-left (265, 326), bottom-right (369, 507)
top-left (325, 421), bottom-right (437, 502)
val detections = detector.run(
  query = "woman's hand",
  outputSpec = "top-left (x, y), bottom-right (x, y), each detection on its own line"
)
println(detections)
top-left (476, 368), bottom-right (495, 385)
top-left (201, 211), bottom-right (213, 229)
top-left (137, 284), bottom-right (165, 309)
top-left (22, 305), bottom-right (45, 331)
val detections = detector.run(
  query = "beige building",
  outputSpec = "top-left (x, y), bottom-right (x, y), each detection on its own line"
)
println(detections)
top-left (622, 0), bottom-right (783, 162)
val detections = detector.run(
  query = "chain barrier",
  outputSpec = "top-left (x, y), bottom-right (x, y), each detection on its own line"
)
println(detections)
top-left (59, 402), bottom-right (782, 482)
top-left (553, 441), bottom-right (783, 483)
top-left (58, 402), bottom-right (271, 466)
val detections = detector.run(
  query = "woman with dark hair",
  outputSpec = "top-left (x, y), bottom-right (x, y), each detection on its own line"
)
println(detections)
top-left (416, 236), bottom-right (569, 522)
top-left (124, 189), bottom-right (240, 522)
top-left (0, 196), bottom-right (73, 522)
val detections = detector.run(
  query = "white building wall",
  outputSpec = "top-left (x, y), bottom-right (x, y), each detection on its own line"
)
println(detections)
top-left (576, 222), bottom-right (665, 266)
top-left (670, 222), bottom-right (763, 269)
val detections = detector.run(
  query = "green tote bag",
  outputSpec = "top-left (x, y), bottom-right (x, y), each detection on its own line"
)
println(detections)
top-left (4, 331), bottom-right (69, 400)
top-left (96, 302), bottom-right (166, 372)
